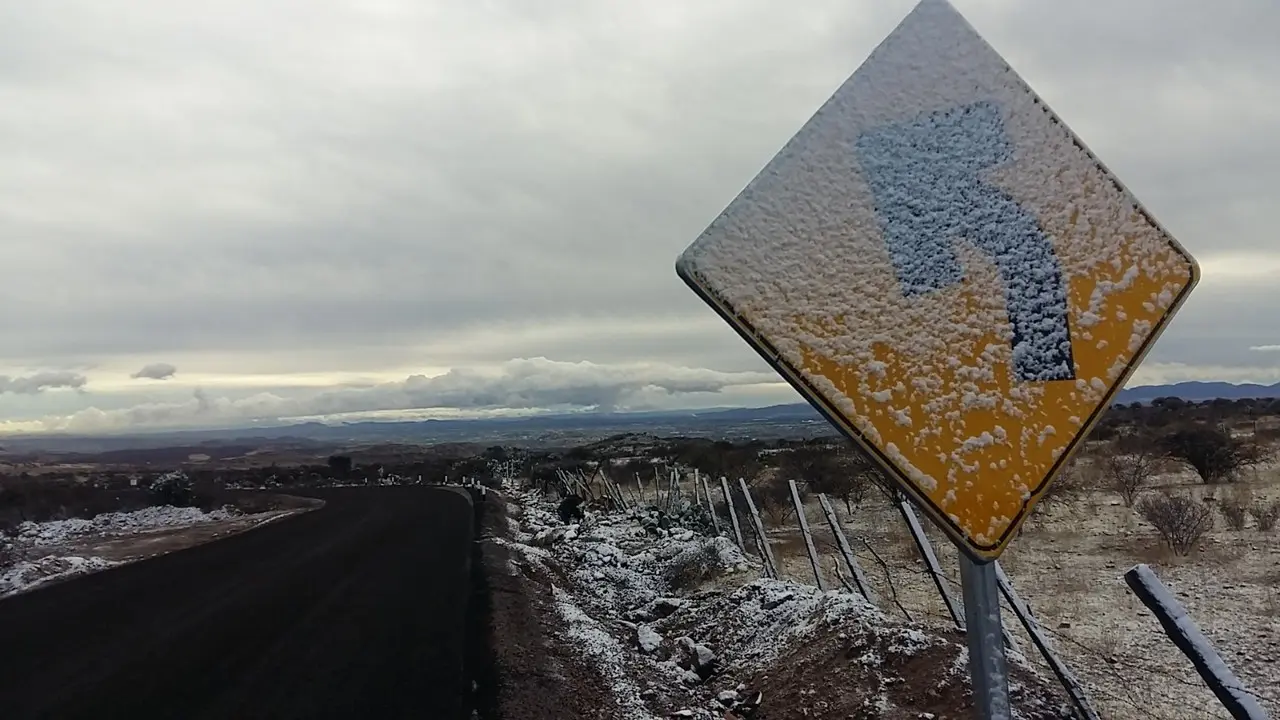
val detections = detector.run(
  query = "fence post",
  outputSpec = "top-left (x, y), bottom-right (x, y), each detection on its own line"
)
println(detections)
top-left (787, 480), bottom-right (824, 590)
top-left (896, 496), bottom-right (965, 629)
top-left (720, 476), bottom-right (745, 549)
top-left (702, 476), bottom-right (721, 534)
top-left (1124, 564), bottom-right (1268, 720)
top-left (993, 563), bottom-right (1099, 720)
top-left (816, 493), bottom-right (876, 603)
top-left (738, 477), bottom-right (779, 579)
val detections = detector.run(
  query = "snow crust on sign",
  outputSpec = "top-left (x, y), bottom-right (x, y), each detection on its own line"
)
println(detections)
top-left (678, 0), bottom-right (1196, 547)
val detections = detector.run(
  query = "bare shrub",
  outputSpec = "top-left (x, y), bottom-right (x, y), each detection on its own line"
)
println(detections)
top-left (1220, 501), bottom-right (1249, 530)
top-left (1036, 458), bottom-right (1092, 514)
top-left (1251, 500), bottom-right (1280, 532)
top-left (1137, 492), bottom-right (1213, 555)
top-left (1219, 485), bottom-right (1252, 530)
top-left (1161, 424), bottom-right (1263, 484)
top-left (750, 472), bottom-right (797, 525)
top-left (1102, 439), bottom-right (1160, 506)
top-left (663, 540), bottom-right (725, 590)
top-left (148, 470), bottom-right (195, 508)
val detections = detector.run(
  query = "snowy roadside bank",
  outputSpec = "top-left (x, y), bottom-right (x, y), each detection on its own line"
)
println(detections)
top-left (493, 486), bottom-right (1071, 719)
top-left (0, 504), bottom-right (293, 598)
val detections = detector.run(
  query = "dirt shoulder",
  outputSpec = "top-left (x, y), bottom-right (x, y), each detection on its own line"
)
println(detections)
top-left (471, 492), bottom-right (614, 720)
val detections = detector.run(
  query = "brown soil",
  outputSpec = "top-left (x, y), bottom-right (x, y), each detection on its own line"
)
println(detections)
top-left (474, 494), bottom-right (616, 720)
top-left (745, 624), bottom-right (1072, 720)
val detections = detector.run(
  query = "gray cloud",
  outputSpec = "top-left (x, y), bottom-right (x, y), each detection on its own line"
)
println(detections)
top-left (0, 371), bottom-right (88, 395)
top-left (34, 358), bottom-right (776, 433)
top-left (131, 362), bottom-right (177, 380)
top-left (0, 1), bottom-right (1277, 429)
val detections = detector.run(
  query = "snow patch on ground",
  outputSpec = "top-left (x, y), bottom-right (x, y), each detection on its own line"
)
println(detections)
top-left (11, 505), bottom-right (240, 547)
top-left (502, 488), bottom-right (1063, 718)
top-left (0, 504), bottom-right (249, 599)
top-left (553, 584), bottom-right (660, 720)
top-left (0, 555), bottom-right (120, 597)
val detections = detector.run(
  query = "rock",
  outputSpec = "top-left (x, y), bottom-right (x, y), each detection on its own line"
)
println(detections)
top-left (679, 669), bottom-right (702, 686)
top-left (670, 711), bottom-right (694, 718)
top-left (531, 527), bottom-right (569, 546)
top-left (1058, 622), bottom-right (1071, 629)
top-left (649, 597), bottom-right (685, 619)
top-left (637, 624), bottom-right (663, 654)
top-left (762, 590), bottom-right (795, 611)
top-left (640, 689), bottom-right (658, 700)
top-left (692, 644), bottom-right (717, 676)
top-left (717, 690), bottom-right (739, 706)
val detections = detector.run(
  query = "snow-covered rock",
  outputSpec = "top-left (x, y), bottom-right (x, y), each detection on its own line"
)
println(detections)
top-left (637, 624), bottom-right (663, 654)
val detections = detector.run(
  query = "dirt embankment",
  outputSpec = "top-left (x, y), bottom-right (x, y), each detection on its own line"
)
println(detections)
top-left (469, 492), bottom-right (613, 720)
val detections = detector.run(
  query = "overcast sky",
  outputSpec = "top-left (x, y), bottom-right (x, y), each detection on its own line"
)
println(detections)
top-left (1, 0), bottom-right (1277, 435)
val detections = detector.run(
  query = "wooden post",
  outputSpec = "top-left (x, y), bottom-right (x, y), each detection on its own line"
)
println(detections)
top-left (994, 563), bottom-right (1099, 720)
top-left (1124, 564), bottom-right (1267, 720)
top-left (702, 476), bottom-right (721, 534)
top-left (720, 476), bottom-right (745, 549)
top-left (788, 480), bottom-right (824, 590)
top-left (738, 477), bottom-right (778, 579)
top-left (816, 493), bottom-right (876, 604)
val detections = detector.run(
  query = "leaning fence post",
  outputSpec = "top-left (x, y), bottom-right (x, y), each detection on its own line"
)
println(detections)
top-left (788, 480), bottom-right (824, 590)
top-left (719, 476), bottom-right (745, 550)
top-left (816, 493), bottom-right (876, 603)
top-left (897, 496), bottom-right (965, 629)
top-left (896, 497), bottom-right (1020, 654)
top-left (993, 562), bottom-right (1099, 720)
top-left (738, 477), bottom-right (779, 579)
top-left (1124, 564), bottom-right (1268, 720)
top-left (701, 476), bottom-right (721, 535)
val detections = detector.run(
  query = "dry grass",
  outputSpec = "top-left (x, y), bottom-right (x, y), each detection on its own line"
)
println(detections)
top-left (740, 442), bottom-right (1280, 720)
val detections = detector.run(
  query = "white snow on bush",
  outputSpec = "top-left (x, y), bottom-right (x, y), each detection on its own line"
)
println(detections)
top-left (12, 505), bottom-right (240, 547)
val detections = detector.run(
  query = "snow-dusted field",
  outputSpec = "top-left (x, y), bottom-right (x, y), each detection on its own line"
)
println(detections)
top-left (0, 505), bottom-right (277, 598)
top-left (763, 459), bottom-right (1280, 720)
top-left (498, 483), bottom-right (1070, 719)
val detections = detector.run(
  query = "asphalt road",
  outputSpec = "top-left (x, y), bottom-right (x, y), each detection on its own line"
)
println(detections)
top-left (0, 486), bottom-right (476, 720)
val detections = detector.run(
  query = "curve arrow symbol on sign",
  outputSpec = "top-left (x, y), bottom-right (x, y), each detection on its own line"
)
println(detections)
top-left (855, 101), bottom-right (1076, 383)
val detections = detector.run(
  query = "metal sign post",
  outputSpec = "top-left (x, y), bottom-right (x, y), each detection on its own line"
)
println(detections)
top-left (959, 556), bottom-right (1011, 720)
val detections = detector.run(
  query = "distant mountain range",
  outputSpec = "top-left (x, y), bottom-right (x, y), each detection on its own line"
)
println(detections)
top-left (2, 381), bottom-right (1276, 455)
top-left (1114, 381), bottom-right (1280, 404)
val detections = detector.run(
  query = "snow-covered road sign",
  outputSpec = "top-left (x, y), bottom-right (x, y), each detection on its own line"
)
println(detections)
top-left (676, 0), bottom-right (1198, 560)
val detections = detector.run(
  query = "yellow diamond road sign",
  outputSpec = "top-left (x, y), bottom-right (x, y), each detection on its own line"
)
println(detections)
top-left (676, 0), bottom-right (1199, 560)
